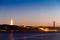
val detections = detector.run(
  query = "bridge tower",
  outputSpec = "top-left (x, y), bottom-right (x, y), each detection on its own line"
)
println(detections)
top-left (53, 21), bottom-right (55, 27)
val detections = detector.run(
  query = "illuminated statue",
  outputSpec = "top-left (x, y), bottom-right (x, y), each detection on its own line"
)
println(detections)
top-left (11, 19), bottom-right (13, 25)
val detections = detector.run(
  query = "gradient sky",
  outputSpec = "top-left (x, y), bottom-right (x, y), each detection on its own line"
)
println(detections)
top-left (0, 0), bottom-right (60, 26)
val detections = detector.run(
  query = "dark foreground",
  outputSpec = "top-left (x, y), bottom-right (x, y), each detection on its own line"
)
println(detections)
top-left (0, 32), bottom-right (60, 40)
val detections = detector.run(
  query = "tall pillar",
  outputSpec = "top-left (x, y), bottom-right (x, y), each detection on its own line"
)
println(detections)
top-left (53, 21), bottom-right (55, 27)
top-left (11, 19), bottom-right (13, 25)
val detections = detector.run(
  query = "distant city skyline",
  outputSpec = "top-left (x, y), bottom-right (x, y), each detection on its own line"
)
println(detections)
top-left (0, 0), bottom-right (60, 26)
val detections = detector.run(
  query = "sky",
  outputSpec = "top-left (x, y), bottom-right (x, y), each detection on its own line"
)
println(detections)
top-left (0, 0), bottom-right (60, 26)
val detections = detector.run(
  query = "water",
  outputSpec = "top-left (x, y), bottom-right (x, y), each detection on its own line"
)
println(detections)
top-left (0, 32), bottom-right (60, 40)
top-left (25, 32), bottom-right (60, 40)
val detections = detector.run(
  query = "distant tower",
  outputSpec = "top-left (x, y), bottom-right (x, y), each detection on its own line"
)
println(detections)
top-left (53, 21), bottom-right (55, 27)
top-left (11, 19), bottom-right (13, 25)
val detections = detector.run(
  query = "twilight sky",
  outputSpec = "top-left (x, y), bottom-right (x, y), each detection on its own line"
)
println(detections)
top-left (0, 0), bottom-right (60, 26)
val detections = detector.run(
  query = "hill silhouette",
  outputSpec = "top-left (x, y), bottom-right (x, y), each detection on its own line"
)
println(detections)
top-left (0, 24), bottom-right (43, 32)
top-left (0, 24), bottom-right (59, 32)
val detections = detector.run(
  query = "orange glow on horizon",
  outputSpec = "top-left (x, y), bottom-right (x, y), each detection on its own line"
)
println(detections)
top-left (39, 28), bottom-right (57, 32)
